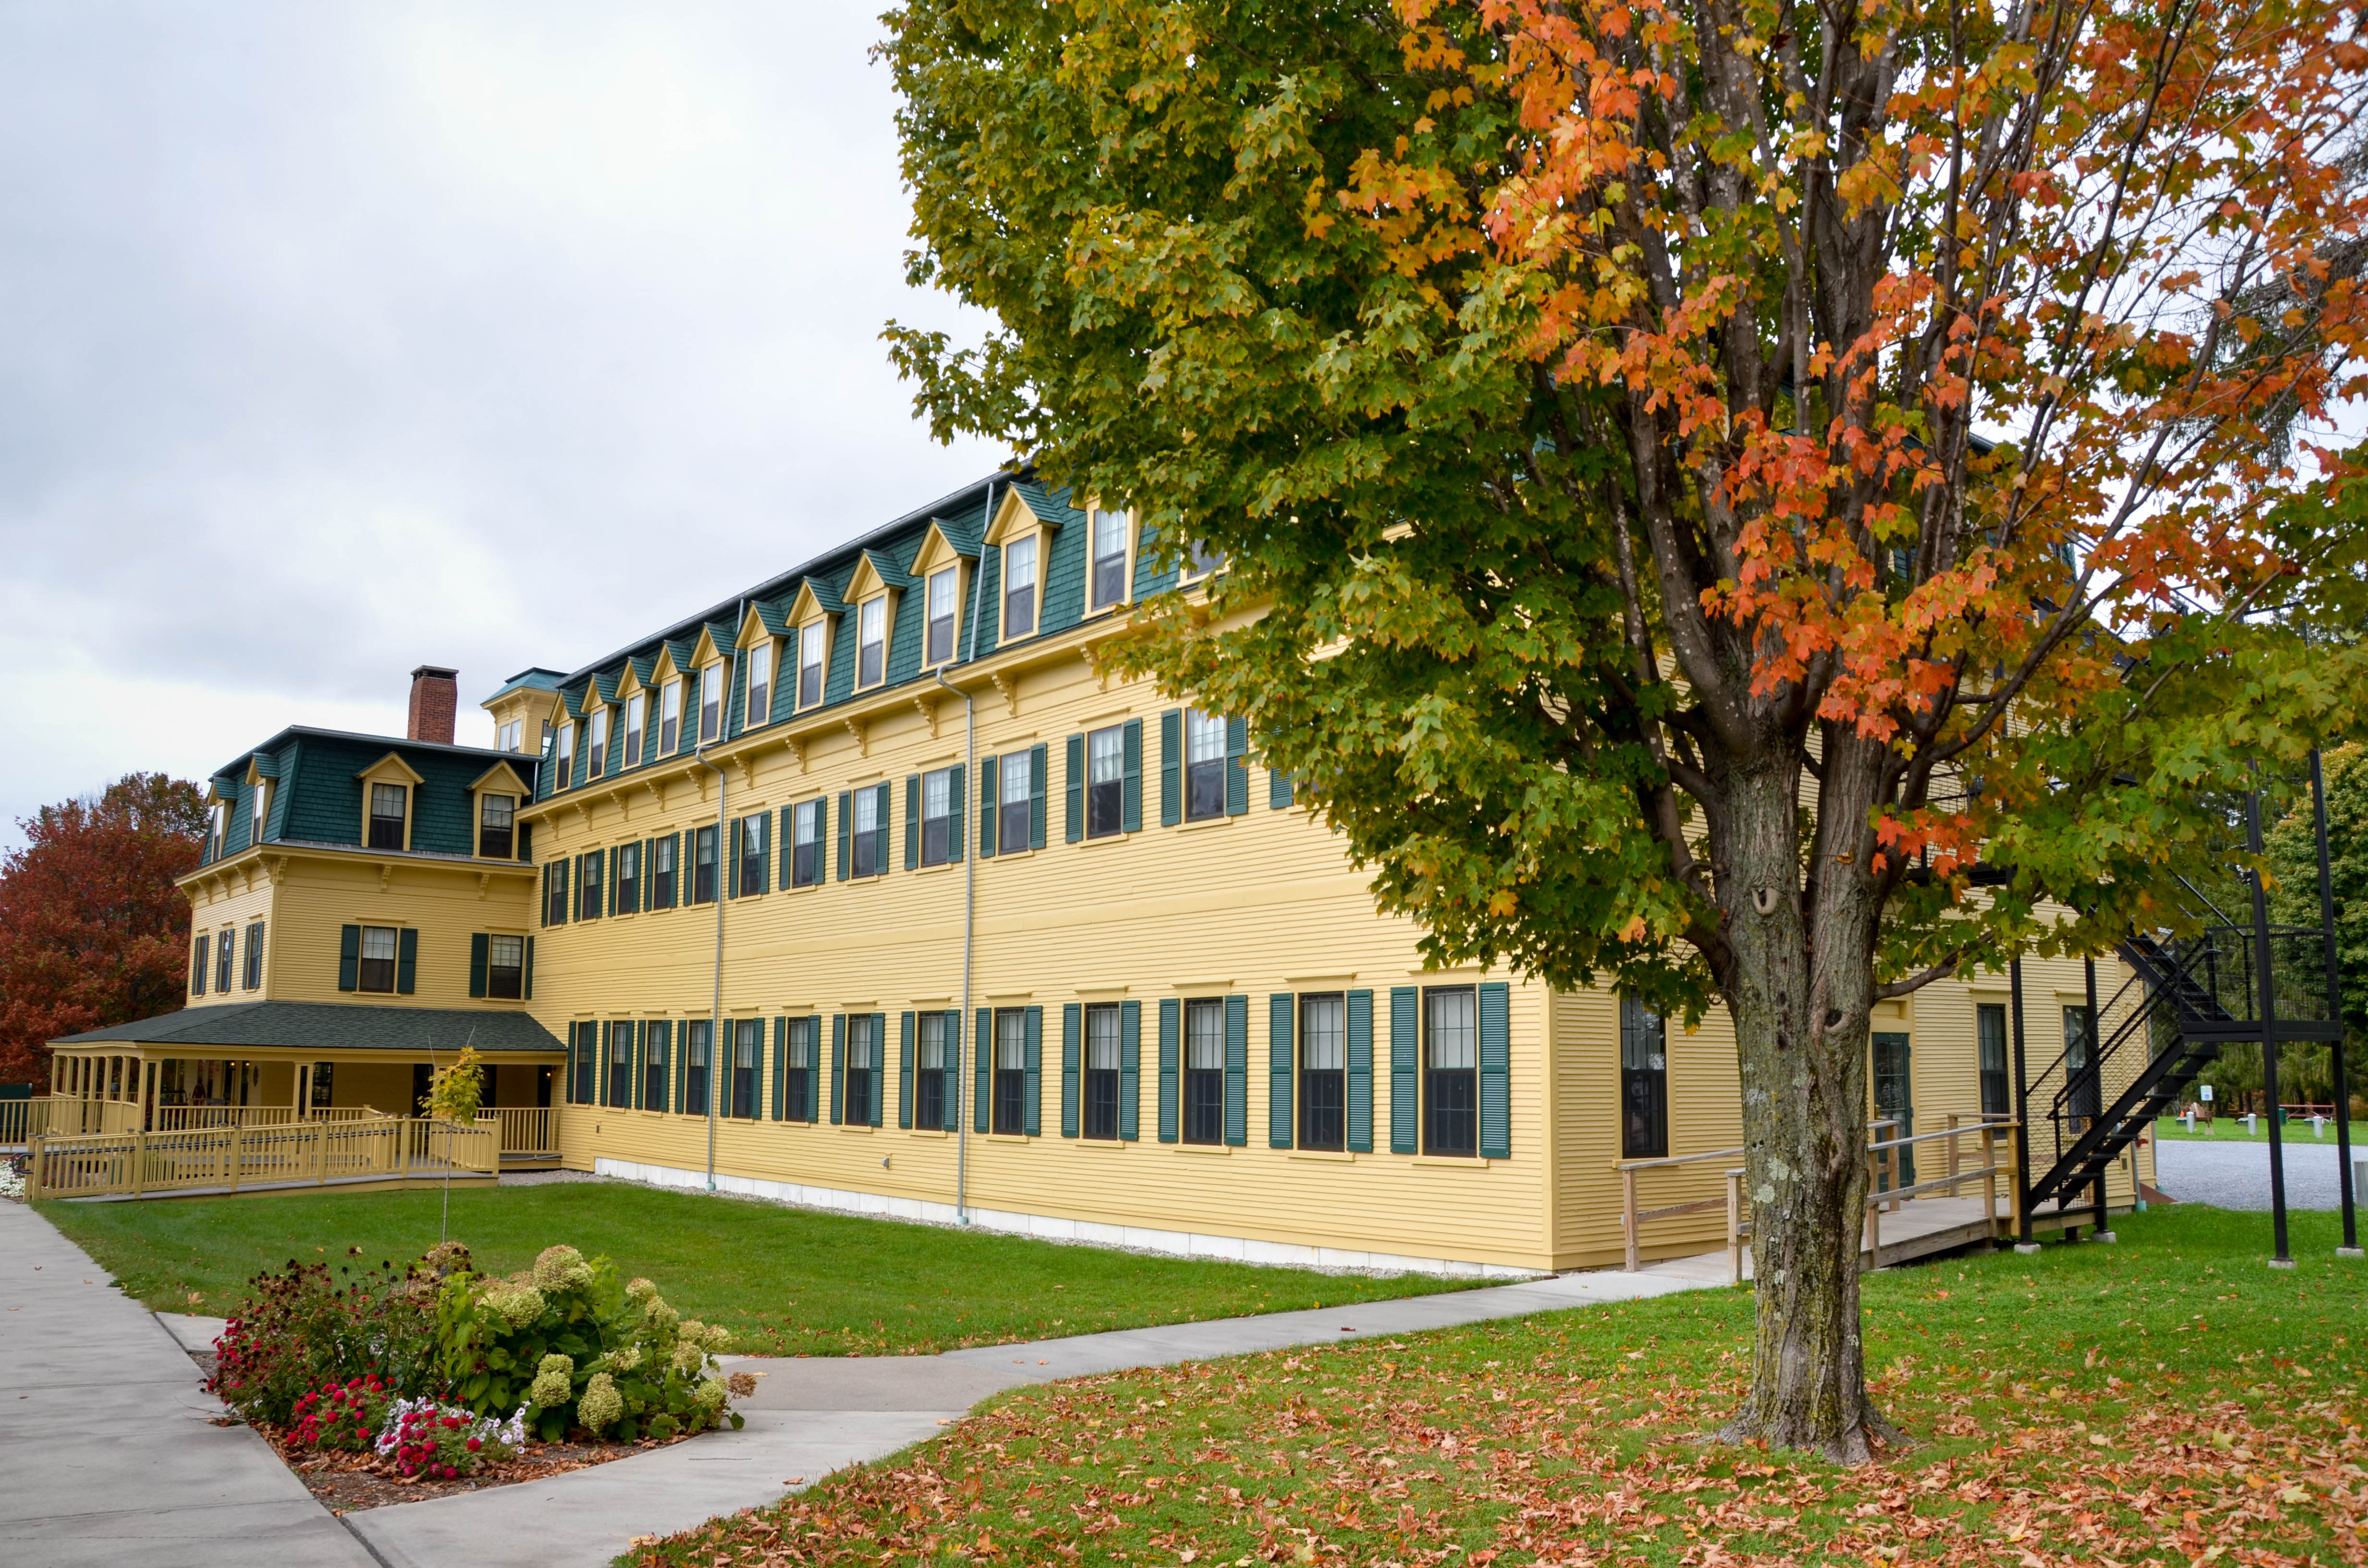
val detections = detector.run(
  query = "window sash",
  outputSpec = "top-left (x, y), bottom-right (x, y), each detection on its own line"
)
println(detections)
top-left (1428, 988), bottom-right (1477, 1068)
top-left (587, 709), bottom-right (608, 778)
top-left (488, 934), bottom-right (524, 999)
top-left (1301, 994), bottom-right (1344, 1070)
top-left (853, 787), bottom-right (881, 877)
top-left (1184, 1000), bottom-right (1224, 1071)
top-left (369, 784), bottom-right (407, 848)
top-left (746, 644), bottom-right (773, 722)
top-left (700, 665), bottom-right (721, 742)
top-left (858, 599), bottom-right (886, 686)
top-left (1091, 509), bottom-right (1127, 605)
top-left (740, 813), bottom-right (767, 889)
top-left (358, 925), bottom-right (398, 993)
top-left (216, 932), bottom-right (234, 993)
top-left (692, 826), bottom-right (718, 903)
top-left (799, 624), bottom-right (825, 706)
top-left (922, 769), bottom-right (952, 866)
top-left (660, 683), bottom-right (681, 753)
top-left (479, 793), bottom-right (514, 858)
top-left (918, 1012), bottom-right (946, 1071)
top-left (624, 694), bottom-right (645, 760)
top-left (1085, 1004), bottom-right (1121, 1071)
top-left (1003, 537), bottom-right (1037, 636)
top-left (927, 568), bottom-right (959, 663)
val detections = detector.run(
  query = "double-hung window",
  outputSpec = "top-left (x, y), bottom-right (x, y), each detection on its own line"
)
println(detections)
top-left (691, 825), bottom-right (718, 904)
top-left (921, 768), bottom-right (953, 866)
top-left (479, 793), bottom-right (514, 858)
top-left (211, 801), bottom-right (229, 859)
top-left (487, 934), bottom-right (524, 1000)
top-left (699, 665), bottom-right (722, 744)
top-left (1977, 1003), bottom-right (2010, 1116)
top-left (798, 622), bottom-right (825, 708)
top-left (586, 707), bottom-right (609, 779)
top-left (369, 783), bottom-right (407, 849)
top-left (1090, 507), bottom-right (1128, 609)
top-left (243, 921), bottom-right (265, 990)
top-left (497, 718), bottom-right (522, 753)
top-left (358, 926), bottom-right (399, 994)
top-left (215, 929), bottom-right (235, 994)
top-left (1183, 998), bottom-right (1225, 1144)
top-left (642, 1022), bottom-right (669, 1109)
top-left (556, 722), bottom-right (574, 785)
top-left (1619, 994), bottom-right (1668, 1159)
top-left (857, 598), bottom-right (886, 687)
top-left (572, 1021), bottom-right (597, 1104)
top-left (1426, 987), bottom-right (1479, 1156)
top-left (660, 681), bottom-right (681, 754)
top-left (624, 693), bottom-right (645, 763)
top-left (651, 835), bottom-right (676, 907)
top-left (1084, 1003), bottom-right (1121, 1140)
top-left (852, 787), bottom-right (883, 877)
top-left (999, 749), bottom-right (1032, 850)
top-left (846, 1014), bottom-right (878, 1124)
top-left (1186, 538), bottom-right (1226, 578)
top-left (1299, 993), bottom-right (1346, 1151)
top-left (248, 784), bottom-right (270, 848)
top-left (785, 1018), bottom-right (814, 1119)
top-left (1086, 725), bottom-right (1124, 837)
top-left (746, 642), bottom-right (773, 725)
top-left (577, 849), bottom-right (604, 920)
top-left (1184, 710), bottom-right (1227, 822)
top-left (917, 1012), bottom-right (947, 1129)
top-left (545, 859), bottom-right (570, 925)
top-left (614, 841), bottom-right (640, 912)
top-left (1002, 536), bottom-right (1037, 637)
top-left (732, 1019), bottom-right (762, 1118)
top-left (608, 1025), bottom-right (633, 1107)
top-left (738, 812), bottom-right (768, 894)
top-left (684, 1021), bottom-right (711, 1115)
top-left (926, 567), bottom-right (960, 664)
top-left (791, 799), bottom-right (823, 886)
top-left (992, 1010), bottom-right (1027, 1134)
top-left (191, 932), bottom-right (209, 995)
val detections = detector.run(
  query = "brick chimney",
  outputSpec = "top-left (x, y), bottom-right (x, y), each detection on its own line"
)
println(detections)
top-left (407, 665), bottom-right (458, 745)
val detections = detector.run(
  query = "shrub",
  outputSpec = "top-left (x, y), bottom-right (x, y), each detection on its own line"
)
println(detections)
top-left (209, 1255), bottom-right (439, 1427)
top-left (288, 1373), bottom-right (395, 1453)
top-left (373, 1397), bottom-right (526, 1480)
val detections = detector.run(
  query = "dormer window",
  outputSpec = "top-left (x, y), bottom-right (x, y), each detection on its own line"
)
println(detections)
top-left (1090, 507), bottom-right (1129, 609)
top-left (248, 782), bottom-right (271, 848)
top-left (1002, 535), bottom-right (1037, 637)
top-left (210, 800), bottom-right (229, 859)
top-left (857, 597), bottom-right (887, 687)
top-left (699, 664), bottom-right (721, 743)
top-left (556, 721), bottom-right (575, 783)
top-left (497, 718), bottom-right (522, 752)
top-left (586, 706), bottom-right (609, 780)
top-left (746, 641), bottom-right (773, 726)
top-left (926, 566), bottom-right (960, 665)
top-left (624, 693), bottom-right (645, 764)
top-left (479, 793), bottom-right (514, 858)
top-left (369, 783), bottom-right (407, 850)
top-left (660, 680), bottom-right (681, 754)
top-left (1186, 538), bottom-right (1226, 579)
top-left (798, 622), bottom-right (826, 707)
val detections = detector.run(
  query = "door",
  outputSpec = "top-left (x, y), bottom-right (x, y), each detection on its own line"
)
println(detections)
top-left (1871, 1032), bottom-right (1914, 1189)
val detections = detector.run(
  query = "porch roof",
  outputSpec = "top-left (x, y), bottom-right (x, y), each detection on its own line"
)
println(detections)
top-left (50, 1002), bottom-right (566, 1057)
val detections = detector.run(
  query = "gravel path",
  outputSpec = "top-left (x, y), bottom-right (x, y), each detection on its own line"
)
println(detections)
top-left (2153, 1136), bottom-right (2365, 1211)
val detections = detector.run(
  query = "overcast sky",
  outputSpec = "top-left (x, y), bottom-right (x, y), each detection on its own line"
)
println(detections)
top-left (0, 2), bottom-right (1003, 847)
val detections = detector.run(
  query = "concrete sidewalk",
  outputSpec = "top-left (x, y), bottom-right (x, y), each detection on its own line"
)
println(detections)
top-left (0, 1200), bottom-right (375, 1568)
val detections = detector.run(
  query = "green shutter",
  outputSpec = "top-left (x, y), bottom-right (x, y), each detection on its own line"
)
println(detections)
top-left (905, 774), bottom-right (921, 870)
top-left (1159, 709), bottom-right (1182, 825)
top-left (1224, 993), bottom-right (1248, 1146)
top-left (1479, 982), bottom-right (1511, 1158)
top-left (804, 1019), bottom-right (819, 1123)
top-left (1028, 743), bottom-right (1048, 849)
top-left (337, 924), bottom-right (360, 991)
top-left (942, 1008), bottom-right (962, 1130)
top-left (1269, 994), bottom-right (1294, 1148)
top-left (1121, 719), bottom-right (1143, 833)
top-left (1226, 715), bottom-right (1249, 816)
top-left (647, 1020), bottom-right (668, 1111)
top-left (676, 1022), bottom-right (691, 1114)
top-left (1388, 986), bottom-right (1417, 1153)
top-left (774, 813), bottom-right (790, 891)
top-left (395, 927), bottom-right (418, 994)
top-left (469, 933), bottom-right (489, 998)
top-left (1061, 1003), bottom-right (1081, 1138)
top-left (1023, 1005), bottom-right (1043, 1137)
top-left (1349, 989), bottom-right (1376, 1154)
top-left (948, 763), bottom-right (965, 861)
top-left (522, 936), bottom-right (534, 1000)
top-left (1064, 734), bottom-right (1085, 843)
top-left (829, 1015), bottom-right (845, 1125)
top-left (772, 1017), bottom-right (787, 1120)
top-left (564, 1025), bottom-right (578, 1104)
top-left (1119, 999), bottom-right (1141, 1140)
top-left (1270, 769), bottom-right (1294, 809)
top-left (875, 782), bottom-right (893, 874)
top-left (978, 754), bottom-right (999, 857)
top-left (727, 821), bottom-right (740, 899)
top-left (836, 791), bottom-right (851, 880)
top-left (598, 1021), bottom-right (611, 1107)
top-left (974, 1007), bottom-right (992, 1132)
top-left (1157, 998), bottom-right (1180, 1143)
top-left (899, 1011), bottom-right (915, 1129)
top-left (871, 1013), bottom-right (887, 1127)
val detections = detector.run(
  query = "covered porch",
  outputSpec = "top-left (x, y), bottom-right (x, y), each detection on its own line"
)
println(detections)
top-left (11, 1000), bottom-right (567, 1168)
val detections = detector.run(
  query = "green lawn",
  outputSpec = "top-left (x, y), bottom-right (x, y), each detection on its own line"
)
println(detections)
top-left (2152, 1112), bottom-right (2360, 1141)
top-left (36, 1181), bottom-right (1481, 1356)
top-left (632, 1205), bottom-right (2368, 1567)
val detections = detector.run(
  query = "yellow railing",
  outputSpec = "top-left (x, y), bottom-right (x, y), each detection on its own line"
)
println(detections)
top-left (149, 1103), bottom-right (382, 1133)
top-left (26, 1116), bottom-right (497, 1200)
top-left (475, 1106), bottom-right (559, 1161)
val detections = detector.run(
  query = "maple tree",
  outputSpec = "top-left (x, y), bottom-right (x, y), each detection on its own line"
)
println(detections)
top-left (0, 773), bottom-right (206, 1084)
top-left (882, 0), bottom-right (2368, 1456)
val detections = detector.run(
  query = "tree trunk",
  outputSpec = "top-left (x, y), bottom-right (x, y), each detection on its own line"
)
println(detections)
top-left (1713, 758), bottom-right (1900, 1462)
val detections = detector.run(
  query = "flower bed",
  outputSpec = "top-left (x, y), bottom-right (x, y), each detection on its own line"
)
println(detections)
top-left (201, 1241), bottom-right (751, 1507)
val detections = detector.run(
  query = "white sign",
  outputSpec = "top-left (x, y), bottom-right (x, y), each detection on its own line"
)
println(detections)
top-left (2199, 1084), bottom-right (2215, 1102)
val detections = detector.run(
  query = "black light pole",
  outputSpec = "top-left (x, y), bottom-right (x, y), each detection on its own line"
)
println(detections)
top-left (2087, 957), bottom-right (2111, 1240)
top-left (2311, 750), bottom-right (2361, 1258)
top-left (2011, 956), bottom-right (2038, 1251)
top-left (2245, 787), bottom-right (2295, 1268)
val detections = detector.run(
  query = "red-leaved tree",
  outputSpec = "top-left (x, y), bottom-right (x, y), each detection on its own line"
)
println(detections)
top-left (0, 774), bottom-right (207, 1083)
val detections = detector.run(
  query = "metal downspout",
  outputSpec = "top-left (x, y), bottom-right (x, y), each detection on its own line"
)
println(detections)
top-left (933, 481), bottom-right (995, 1225)
top-left (694, 598), bottom-right (745, 1193)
